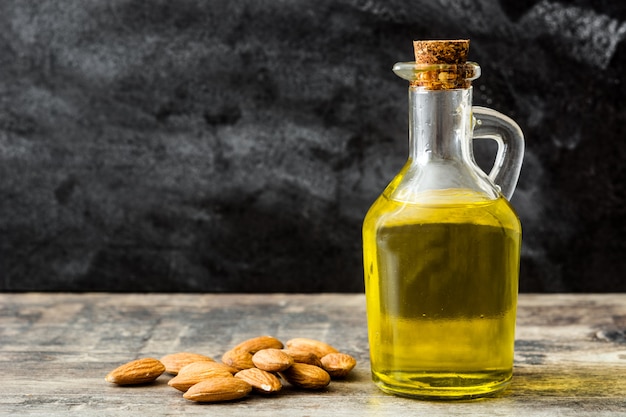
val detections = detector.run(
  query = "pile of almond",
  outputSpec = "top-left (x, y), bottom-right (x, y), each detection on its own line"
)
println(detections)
top-left (105, 336), bottom-right (357, 403)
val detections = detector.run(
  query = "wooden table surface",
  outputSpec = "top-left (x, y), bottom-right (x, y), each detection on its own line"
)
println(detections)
top-left (0, 293), bottom-right (625, 416)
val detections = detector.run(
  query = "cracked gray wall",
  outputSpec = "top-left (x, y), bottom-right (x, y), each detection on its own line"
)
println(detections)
top-left (0, 0), bottom-right (624, 292)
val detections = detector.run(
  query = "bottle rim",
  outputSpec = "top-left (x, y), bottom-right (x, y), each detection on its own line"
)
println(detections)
top-left (393, 61), bottom-right (481, 89)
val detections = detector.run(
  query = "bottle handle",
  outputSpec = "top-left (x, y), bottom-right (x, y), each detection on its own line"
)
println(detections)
top-left (471, 106), bottom-right (525, 200)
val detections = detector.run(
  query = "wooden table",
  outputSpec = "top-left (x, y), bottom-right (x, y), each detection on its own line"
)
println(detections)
top-left (0, 293), bottom-right (625, 416)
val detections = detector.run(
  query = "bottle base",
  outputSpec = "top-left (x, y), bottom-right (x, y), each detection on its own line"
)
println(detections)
top-left (372, 370), bottom-right (512, 400)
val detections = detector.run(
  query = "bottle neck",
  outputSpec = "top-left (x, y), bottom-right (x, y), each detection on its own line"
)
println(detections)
top-left (408, 87), bottom-right (473, 164)
top-left (389, 85), bottom-right (500, 202)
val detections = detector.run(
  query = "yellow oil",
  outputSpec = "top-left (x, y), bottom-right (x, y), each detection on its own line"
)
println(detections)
top-left (362, 189), bottom-right (521, 399)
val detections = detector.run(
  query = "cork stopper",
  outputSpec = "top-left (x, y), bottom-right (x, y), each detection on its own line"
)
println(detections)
top-left (409, 39), bottom-right (474, 89)
top-left (413, 39), bottom-right (469, 64)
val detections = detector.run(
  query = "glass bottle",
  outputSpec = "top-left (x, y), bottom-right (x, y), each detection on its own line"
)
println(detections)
top-left (362, 46), bottom-right (524, 399)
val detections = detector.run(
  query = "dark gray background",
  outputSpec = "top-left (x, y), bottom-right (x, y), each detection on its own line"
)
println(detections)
top-left (1, 0), bottom-right (625, 292)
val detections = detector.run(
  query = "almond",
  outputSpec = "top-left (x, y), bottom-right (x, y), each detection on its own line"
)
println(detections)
top-left (235, 368), bottom-right (282, 394)
top-left (320, 353), bottom-right (357, 378)
top-left (233, 336), bottom-right (284, 353)
top-left (183, 376), bottom-right (252, 402)
top-left (178, 360), bottom-right (237, 376)
top-left (283, 348), bottom-right (323, 367)
top-left (252, 348), bottom-right (294, 372)
top-left (280, 363), bottom-right (330, 390)
top-left (205, 362), bottom-right (240, 375)
top-left (285, 338), bottom-right (339, 359)
top-left (168, 361), bottom-right (234, 392)
top-left (105, 358), bottom-right (165, 385)
top-left (159, 352), bottom-right (214, 375)
top-left (222, 348), bottom-right (255, 370)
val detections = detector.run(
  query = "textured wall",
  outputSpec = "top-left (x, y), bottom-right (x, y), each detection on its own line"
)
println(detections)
top-left (1, 0), bottom-right (625, 292)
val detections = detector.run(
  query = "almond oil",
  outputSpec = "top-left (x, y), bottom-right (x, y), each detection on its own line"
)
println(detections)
top-left (363, 189), bottom-right (521, 399)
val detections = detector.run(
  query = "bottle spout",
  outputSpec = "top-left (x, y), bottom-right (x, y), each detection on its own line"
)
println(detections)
top-left (392, 62), bottom-right (480, 89)
top-left (393, 40), bottom-right (481, 89)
